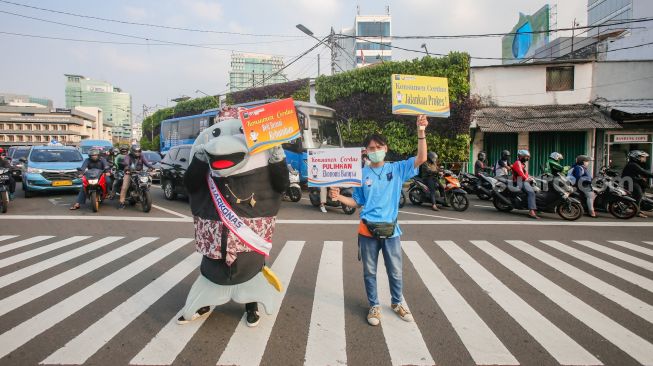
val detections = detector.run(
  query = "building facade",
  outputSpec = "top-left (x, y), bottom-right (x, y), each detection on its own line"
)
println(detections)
top-left (335, 11), bottom-right (392, 72)
top-left (0, 93), bottom-right (53, 109)
top-left (228, 53), bottom-right (286, 93)
top-left (64, 74), bottom-right (132, 142)
top-left (0, 105), bottom-right (98, 148)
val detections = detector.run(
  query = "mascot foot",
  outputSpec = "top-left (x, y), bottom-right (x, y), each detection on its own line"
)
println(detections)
top-left (246, 302), bottom-right (260, 328)
top-left (177, 306), bottom-right (212, 325)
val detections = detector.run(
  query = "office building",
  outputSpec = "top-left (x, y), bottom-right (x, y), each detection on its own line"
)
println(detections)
top-left (335, 8), bottom-right (392, 72)
top-left (228, 53), bottom-right (286, 92)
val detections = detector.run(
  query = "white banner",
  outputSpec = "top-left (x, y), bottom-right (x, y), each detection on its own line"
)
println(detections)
top-left (307, 148), bottom-right (362, 187)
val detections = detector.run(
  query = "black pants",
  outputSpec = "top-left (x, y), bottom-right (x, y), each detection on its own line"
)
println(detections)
top-left (633, 183), bottom-right (644, 206)
top-left (6, 176), bottom-right (15, 194)
top-left (425, 176), bottom-right (444, 205)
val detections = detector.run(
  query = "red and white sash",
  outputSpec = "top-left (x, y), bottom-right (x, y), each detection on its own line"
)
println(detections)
top-left (206, 174), bottom-right (272, 256)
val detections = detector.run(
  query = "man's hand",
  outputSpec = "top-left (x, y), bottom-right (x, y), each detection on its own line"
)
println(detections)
top-left (329, 187), bottom-right (340, 201)
top-left (417, 114), bottom-right (429, 131)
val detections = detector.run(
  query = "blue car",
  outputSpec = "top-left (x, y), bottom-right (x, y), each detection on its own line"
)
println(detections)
top-left (21, 145), bottom-right (84, 197)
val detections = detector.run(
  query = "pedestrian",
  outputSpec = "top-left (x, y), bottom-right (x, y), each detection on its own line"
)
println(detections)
top-left (329, 114), bottom-right (428, 326)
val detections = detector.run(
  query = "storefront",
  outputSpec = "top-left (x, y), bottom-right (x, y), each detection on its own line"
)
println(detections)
top-left (604, 132), bottom-right (652, 172)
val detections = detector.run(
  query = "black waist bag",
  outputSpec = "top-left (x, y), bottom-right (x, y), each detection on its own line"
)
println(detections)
top-left (200, 252), bottom-right (264, 286)
top-left (363, 219), bottom-right (396, 239)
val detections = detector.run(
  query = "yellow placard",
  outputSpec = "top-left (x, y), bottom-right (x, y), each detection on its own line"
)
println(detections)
top-left (391, 74), bottom-right (450, 118)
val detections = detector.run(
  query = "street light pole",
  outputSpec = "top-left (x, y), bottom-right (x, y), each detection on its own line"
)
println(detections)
top-left (296, 24), bottom-right (337, 75)
top-left (195, 89), bottom-right (221, 108)
top-left (421, 43), bottom-right (430, 56)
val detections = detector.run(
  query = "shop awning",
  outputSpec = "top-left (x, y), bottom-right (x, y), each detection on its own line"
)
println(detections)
top-left (473, 104), bottom-right (621, 133)
top-left (594, 99), bottom-right (653, 121)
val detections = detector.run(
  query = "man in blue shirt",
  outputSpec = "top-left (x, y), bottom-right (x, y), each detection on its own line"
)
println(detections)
top-left (330, 115), bottom-right (428, 326)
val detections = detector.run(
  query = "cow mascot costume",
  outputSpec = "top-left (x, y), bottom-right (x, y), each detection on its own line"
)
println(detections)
top-left (177, 113), bottom-right (289, 327)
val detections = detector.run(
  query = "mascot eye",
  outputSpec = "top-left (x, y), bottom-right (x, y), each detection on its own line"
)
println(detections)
top-left (212, 128), bottom-right (221, 137)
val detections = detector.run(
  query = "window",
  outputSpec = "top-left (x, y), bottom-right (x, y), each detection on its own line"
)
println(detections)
top-left (356, 42), bottom-right (391, 51)
top-left (178, 119), bottom-right (194, 140)
top-left (357, 21), bottom-right (390, 37)
top-left (546, 66), bottom-right (574, 91)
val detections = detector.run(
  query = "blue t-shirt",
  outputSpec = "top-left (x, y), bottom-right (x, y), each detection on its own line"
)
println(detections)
top-left (353, 157), bottom-right (418, 237)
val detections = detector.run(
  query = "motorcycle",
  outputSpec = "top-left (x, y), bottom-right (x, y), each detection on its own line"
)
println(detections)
top-left (491, 174), bottom-right (583, 220)
top-left (309, 186), bottom-right (356, 215)
top-left (572, 167), bottom-right (638, 219)
top-left (460, 172), bottom-right (493, 201)
top-left (121, 169), bottom-right (153, 212)
top-left (0, 167), bottom-right (11, 213)
top-left (408, 171), bottom-right (469, 211)
top-left (284, 165), bottom-right (302, 202)
top-left (79, 168), bottom-right (109, 212)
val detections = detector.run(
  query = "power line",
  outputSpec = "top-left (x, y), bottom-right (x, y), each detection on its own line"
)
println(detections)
top-left (0, 0), bottom-right (306, 38)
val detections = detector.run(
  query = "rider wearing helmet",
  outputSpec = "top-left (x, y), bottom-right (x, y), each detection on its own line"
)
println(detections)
top-left (545, 152), bottom-right (566, 175)
top-left (622, 150), bottom-right (653, 217)
top-left (512, 149), bottom-right (538, 219)
top-left (420, 151), bottom-right (445, 211)
top-left (118, 145), bottom-right (154, 209)
top-left (570, 155), bottom-right (596, 218)
top-left (474, 151), bottom-right (491, 176)
top-left (494, 150), bottom-right (512, 176)
top-left (110, 146), bottom-right (129, 200)
top-left (0, 147), bottom-right (16, 200)
top-left (70, 148), bottom-right (110, 210)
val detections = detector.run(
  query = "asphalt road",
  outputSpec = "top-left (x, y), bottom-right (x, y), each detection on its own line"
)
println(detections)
top-left (0, 185), bottom-right (652, 366)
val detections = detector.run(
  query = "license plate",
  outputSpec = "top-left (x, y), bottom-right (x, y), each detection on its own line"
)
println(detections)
top-left (52, 180), bottom-right (73, 187)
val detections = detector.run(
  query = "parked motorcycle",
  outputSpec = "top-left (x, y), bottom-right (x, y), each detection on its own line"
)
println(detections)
top-left (572, 166), bottom-right (638, 219)
top-left (408, 171), bottom-right (469, 211)
top-left (460, 172), bottom-right (493, 200)
top-left (309, 187), bottom-right (356, 215)
top-left (284, 165), bottom-right (302, 202)
top-left (0, 167), bottom-right (11, 213)
top-left (491, 174), bottom-right (583, 220)
top-left (79, 168), bottom-right (109, 212)
top-left (121, 169), bottom-right (152, 212)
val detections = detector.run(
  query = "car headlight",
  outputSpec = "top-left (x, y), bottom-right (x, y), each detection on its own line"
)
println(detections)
top-left (88, 179), bottom-right (99, 185)
top-left (27, 167), bottom-right (44, 174)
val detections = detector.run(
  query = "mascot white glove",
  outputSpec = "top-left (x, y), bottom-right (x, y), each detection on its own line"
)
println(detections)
top-left (190, 143), bottom-right (208, 163)
top-left (268, 145), bottom-right (286, 164)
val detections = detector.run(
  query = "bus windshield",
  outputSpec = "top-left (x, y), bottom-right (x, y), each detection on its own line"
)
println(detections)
top-left (310, 116), bottom-right (342, 148)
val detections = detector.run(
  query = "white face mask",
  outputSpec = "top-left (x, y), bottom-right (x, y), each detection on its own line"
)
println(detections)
top-left (368, 150), bottom-right (386, 163)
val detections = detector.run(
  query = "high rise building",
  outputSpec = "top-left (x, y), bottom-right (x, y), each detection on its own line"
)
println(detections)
top-left (64, 74), bottom-right (132, 141)
top-left (228, 53), bottom-right (286, 92)
top-left (335, 8), bottom-right (392, 72)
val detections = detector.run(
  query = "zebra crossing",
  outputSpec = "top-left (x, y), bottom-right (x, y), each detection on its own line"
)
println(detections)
top-left (0, 234), bottom-right (651, 365)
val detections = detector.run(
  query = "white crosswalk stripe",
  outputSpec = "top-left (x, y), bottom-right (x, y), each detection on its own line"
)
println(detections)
top-left (0, 235), bottom-right (651, 366)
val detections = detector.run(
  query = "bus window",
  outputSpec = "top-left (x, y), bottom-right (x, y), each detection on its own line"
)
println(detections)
top-left (310, 117), bottom-right (342, 148)
top-left (208, 116), bottom-right (215, 126)
top-left (178, 119), bottom-right (194, 140)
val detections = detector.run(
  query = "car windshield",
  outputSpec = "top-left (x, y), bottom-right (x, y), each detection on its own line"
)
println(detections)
top-left (81, 146), bottom-right (108, 154)
top-left (12, 149), bottom-right (29, 160)
top-left (310, 117), bottom-right (341, 148)
top-left (31, 149), bottom-right (83, 163)
top-left (143, 152), bottom-right (161, 162)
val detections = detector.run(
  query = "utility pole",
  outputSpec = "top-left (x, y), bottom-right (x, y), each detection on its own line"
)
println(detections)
top-left (330, 27), bottom-right (337, 75)
top-left (317, 54), bottom-right (320, 76)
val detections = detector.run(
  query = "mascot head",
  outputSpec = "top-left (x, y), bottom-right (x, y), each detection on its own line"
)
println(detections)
top-left (191, 118), bottom-right (270, 177)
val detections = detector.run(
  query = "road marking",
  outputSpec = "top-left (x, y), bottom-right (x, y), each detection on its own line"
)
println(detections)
top-left (643, 241), bottom-right (653, 247)
top-left (0, 236), bottom-right (90, 269)
top-left (474, 204), bottom-right (494, 208)
top-left (471, 240), bottom-right (653, 365)
top-left (405, 241), bottom-right (515, 365)
top-left (540, 240), bottom-right (653, 292)
top-left (304, 241), bottom-right (346, 366)
top-left (131, 241), bottom-right (305, 366)
top-left (507, 240), bottom-right (653, 323)
top-left (0, 237), bottom-right (158, 317)
top-left (151, 204), bottom-right (190, 219)
top-left (574, 240), bottom-right (653, 271)
top-left (217, 241), bottom-right (304, 366)
top-left (398, 210), bottom-right (467, 221)
top-left (42, 252), bottom-right (201, 365)
top-left (377, 245), bottom-right (435, 366)
top-left (0, 235), bottom-right (18, 242)
top-left (0, 238), bottom-right (191, 360)
top-left (443, 240), bottom-right (599, 365)
top-left (0, 235), bottom-right (54, 254)
top-left (608, 240), bottom-right (653, 257)
top-left (0, 237), bottom-right (123, 289)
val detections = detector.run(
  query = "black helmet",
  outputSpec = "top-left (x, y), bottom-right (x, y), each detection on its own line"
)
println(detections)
top-left (89, 148), bottom-right (100, 161)
top-left (576, 155), bottom-right (590, 164)
top-left (427, 151), bottom-right (438, 163)
top-left (628, 150), bottom-right (649, 162)
top-left (478, 151), bottom-right (487, 160)
top-left (501, 150), bottom-right (510, 160)
top-left (119, 145), bottom-right (128, 154)
top-left (130, 145), bottom-right (142, 156)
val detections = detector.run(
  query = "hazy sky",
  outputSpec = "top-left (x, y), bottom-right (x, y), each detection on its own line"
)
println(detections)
top-left (0, 1), bottom-right (587, 121)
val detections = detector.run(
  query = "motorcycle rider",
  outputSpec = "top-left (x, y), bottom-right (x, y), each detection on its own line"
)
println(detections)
top-left (118, 145), bottom-right (154, 209)
top-left (0, 148), bottom-right (16, 201)
top-left (110, 146), bottom-right (129, 200)
top-left (474, 151), bottom-right (492, 176)
top-left (70, 148), bottom-right (110, 210)
top-left (512, 149), bottom-right (539, 219)
top-left (621, 150), bottom-right (653, 218)
top-left (420, 151), bottom-right (445, 211)
top-left (544, 152), bottom-right (566, 176)
top-left (494, 150), bottom-right (512, 177)
top-left (569, 155), bottom-right (597, 218)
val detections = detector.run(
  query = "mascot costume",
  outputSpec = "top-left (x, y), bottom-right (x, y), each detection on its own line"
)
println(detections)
top-left (177, 111), bottom-right (289, 327)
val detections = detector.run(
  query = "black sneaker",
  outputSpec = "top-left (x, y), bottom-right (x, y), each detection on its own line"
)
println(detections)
top-left (177, 306), bottom-right (211, 325)
top-left (246, 309), bottom-right (260, 327)
top-left (118, 202), bottom-right (126, 209)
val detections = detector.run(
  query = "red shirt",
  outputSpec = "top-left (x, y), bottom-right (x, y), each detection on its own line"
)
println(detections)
top-left (512, 160), bottom-right (529, 182)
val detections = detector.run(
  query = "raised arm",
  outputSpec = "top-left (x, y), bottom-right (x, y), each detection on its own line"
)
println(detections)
top-left (414, 115), bottom-right (428, 168)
